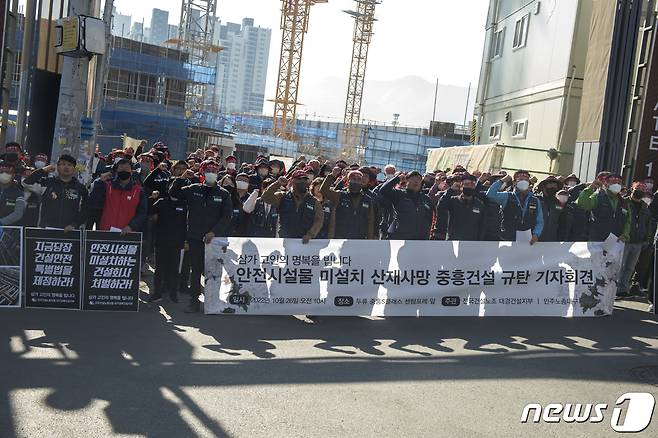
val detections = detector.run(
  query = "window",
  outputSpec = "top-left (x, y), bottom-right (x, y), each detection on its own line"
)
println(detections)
top-left (489, 123), bottom-right (502, 140)
top-left (512, 119), bottom-right (527, 138)
top-left (491, 28), bottom-right (505, 59)
top-left (513, 14), bottom-right (529, 49)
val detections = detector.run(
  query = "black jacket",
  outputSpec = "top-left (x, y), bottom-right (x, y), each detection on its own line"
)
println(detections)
top-left (434, 193), bottom-right (487, 241)
top-left (169, 179), bottom-right (233, 241)
top-left (23, 169), bottom-right (88, 228)
top-left (154, 197), bottom-right (187, 248)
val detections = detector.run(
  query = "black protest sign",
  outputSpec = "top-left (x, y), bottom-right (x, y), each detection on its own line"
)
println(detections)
top-left (82, 231), bottom-right (142, 311)
top-left (24, 228), bottom-right (82, 309)
top-left (0, 227), bottom-right (22, 308)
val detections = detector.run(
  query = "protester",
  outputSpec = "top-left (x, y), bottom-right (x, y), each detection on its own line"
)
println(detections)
top-left (320, 167), bottom-right (376, 239)
top-left (21, 154), bottom-right (88, 229)
top-left (616, 182), bottom-right (654, 298)
top-left (262, 170), bottom-right (324, 243)
top-left (379, 170), bottom-right (434, 240)
top-left (434, 173), bottom-right (487, 241)
top-left (486, 170), bottom-right (544, 244)
top-left (169, 160), bottom-right (233, 313)
top-left (0, 161), bottom-right (25, 225)
top-left (576, 173), bottom-right (630, 242)
top-left (88, 158), bottom-right (147, 234)
top-left (149, 160), bottom-right (190, 303)
top-left (536, 176), bottom-right (565, 242)
top-left (242, 178), bottom-right (279, 238)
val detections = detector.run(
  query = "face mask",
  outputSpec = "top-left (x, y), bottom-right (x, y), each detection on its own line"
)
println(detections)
top-left (258, 169), bottom-right (269, 177)
top-left (204, 172), bottom-right (218, 185)
top-left (226, 162), bottom-right (236, 170)
top-left (349, 181), bottom-right (362, 193)
top-left (34, 161), bottom-right (46, 169)
top-left (271, 168), bottom-right (280, 176)
top-left (557, 195), bottom-right (569, 204)
top-left (643, 197), bottom-right (652, 206)
top-left (117, 170), bottom-right (132, 181)
top-left (114, 157), bottom-right (123, 164)
top-left (385, 174), bottom-right (395, 180)
top-left (294, 182), bottom-right (309, 193)
top-left (566, 181), bottom-right (577, 188)
top-left (140, 163), bottom-right (151, 172)
top-left (645, 183), bottom-right (654, 192)
top-left (544, 187), bottom-right (558, 198)
top-left (632, 190), bottom-right (644, 200)
top-left (608, 183), bottom-right (622, 194)
top-left (499, 182), bottom-right (507, 191)
top-left (462, 187), bottom-right (475, 197)
top-left (515, 180), bottom-right (530, 192)
top-left (236, 180), bottom-right (249, 190)
top-left (0, 173), bottom-right (12, 184)
top-left (4, 153), bottom-right (18, 162)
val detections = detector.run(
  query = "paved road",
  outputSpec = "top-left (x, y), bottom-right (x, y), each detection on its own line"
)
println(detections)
top-left (1, 296), bottom-right (657, 437)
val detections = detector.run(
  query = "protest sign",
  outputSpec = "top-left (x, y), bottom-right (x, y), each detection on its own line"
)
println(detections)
top-left (0, 227), bottom-right (22, 308)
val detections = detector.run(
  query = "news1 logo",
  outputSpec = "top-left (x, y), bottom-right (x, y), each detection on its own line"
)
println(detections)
top-left (521, 393), bottom-right (655, 433)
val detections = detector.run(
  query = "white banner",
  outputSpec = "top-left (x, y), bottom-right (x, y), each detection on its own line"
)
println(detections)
top-left (204, 238), bottom-right (623, 317)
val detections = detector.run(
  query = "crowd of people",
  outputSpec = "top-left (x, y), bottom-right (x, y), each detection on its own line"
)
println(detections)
top-left (0, 141), bottom-right (655, 313)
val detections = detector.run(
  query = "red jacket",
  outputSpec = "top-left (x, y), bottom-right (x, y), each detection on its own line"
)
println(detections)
top-left (99, 180), bottom-right (144, 231)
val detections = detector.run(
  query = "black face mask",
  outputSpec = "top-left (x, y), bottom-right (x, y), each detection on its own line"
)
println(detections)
top-left (349, 181), bottom-right (362, 193)
top-left (294, 182), bottom-right (309, 193)
top-left (117, 171), bottom-right (132, 181)
top-left (632, 190), bottom-right (644, 200)
top-left (4, 153), bottom-right (18, 162)
top-left (462, 187), bottom-right (475, 197)
top-left (544, 187), bottom-right (558, 198)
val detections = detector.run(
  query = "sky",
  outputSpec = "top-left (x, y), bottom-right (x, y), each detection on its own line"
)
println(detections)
top-left (110, 0), bottom-right (491, 126)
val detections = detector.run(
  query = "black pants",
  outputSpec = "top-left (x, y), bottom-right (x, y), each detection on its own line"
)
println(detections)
top-left (634, 246), bottom-right (654, 290)
top-left (154, 243), bottom-right (183, 297)
top-left (188, 239), bottom-right (206, 300)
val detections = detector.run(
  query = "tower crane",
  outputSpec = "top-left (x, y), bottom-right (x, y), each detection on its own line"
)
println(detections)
top-left (342, 0), bottom-right (379, 161)
top-left (271, 0), bottom-right (328, 140)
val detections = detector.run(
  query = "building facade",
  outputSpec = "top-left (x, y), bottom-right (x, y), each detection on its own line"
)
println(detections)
top-left (474, 0), bottom-right (593, 176)
top-left (99, 37), bottom-right (193, 159)
top-left (149, 9), bottom-right (170, 46)
top-left (213, 18), bottom-right (271, 115)
top-left (111, 7), bottom-right (132, 38)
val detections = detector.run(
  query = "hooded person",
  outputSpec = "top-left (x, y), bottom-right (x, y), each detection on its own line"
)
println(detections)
top-left (486, 170), bottom-right (544, 244)
top-left (261, 169), bottom-right (324, 243)
top-left (319, 168), bottom-right (376, 239)
top-left (576, 173), bottom-right (631, 242)
top-left (169, 159), bottom-right (233, 313)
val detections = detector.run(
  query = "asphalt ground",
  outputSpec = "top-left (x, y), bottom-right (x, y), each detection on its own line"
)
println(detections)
top-left (1, 279), bottom-right (658, 437)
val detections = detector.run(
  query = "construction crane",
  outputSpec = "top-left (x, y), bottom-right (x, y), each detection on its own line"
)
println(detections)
top-left (271, 0), bottom-right (327, 140)
top-left (342, 0), bottom-right (379, 161)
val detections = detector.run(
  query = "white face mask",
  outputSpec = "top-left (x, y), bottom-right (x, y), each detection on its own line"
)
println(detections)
top-left (236, 180), bottom-right (249, 190)
top-left (204, 172), bottom-right (218, 185)
top-left (645, 183), bottom-right (654, 192)
top-left (515, 180), bottom-right (530, 192)
top-left (557, 195), bottom-right (569, 204)
top-left (608, 183), bottom-right (622, 194)
top-left (0, 172), bottom-right (12, 184)
top-left (226, 162), bottom-right (236, 170)
top-left (643, 197), bottom-right (652, 206)
top-left (34, 161), bottom-right (46, 169)
top-left (566, 181), bottom-right (576, 188)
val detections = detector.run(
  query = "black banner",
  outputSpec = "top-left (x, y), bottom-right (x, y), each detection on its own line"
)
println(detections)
top-left (24, 228), bottom-right (82, 309)
top-left (82, 231), bottom-right (142, 311)
top-left (0, 227), bottom-right (22, 308)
